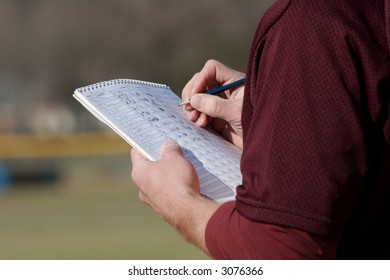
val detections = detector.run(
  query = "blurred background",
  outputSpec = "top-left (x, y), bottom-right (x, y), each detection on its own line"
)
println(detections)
top-left (0, 0), bottom-right (274, 259)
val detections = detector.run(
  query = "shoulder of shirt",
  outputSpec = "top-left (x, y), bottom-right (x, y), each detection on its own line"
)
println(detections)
top-left (255, 0), bottom-right (292, 39)
top-left (257, 0), bottom-right (338, 39)
top-left (259, 0), bottom-right (388, 39)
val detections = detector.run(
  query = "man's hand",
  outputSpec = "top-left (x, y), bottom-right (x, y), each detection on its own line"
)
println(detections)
top-left (182, 59), bottom-right (245, 149)
top-left (130, 140), bottom-right (220, 255)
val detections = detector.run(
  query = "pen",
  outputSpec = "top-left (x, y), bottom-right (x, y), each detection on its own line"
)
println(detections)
top-left (179, 78), bottom-right (246, 106)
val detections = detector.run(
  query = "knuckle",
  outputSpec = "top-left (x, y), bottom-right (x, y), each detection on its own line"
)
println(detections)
top-left (192, 72), bottom-right (200, 79)
top-left (196, 113), bottom-right (209, 127)
top-left (131, 169), bottom-right (139, 184)
top-left (208, 98), bottom-right (222, 115)
top-left (138, 192), bottom-right (148, 204)
top-left (205, 59), bottom-right (218, 67)
top-left (204, 59), bottom-right (222, 72)
top-left (131, 167), bottom-right (144, 186)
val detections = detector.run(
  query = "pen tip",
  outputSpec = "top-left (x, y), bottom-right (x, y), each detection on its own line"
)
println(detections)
top-left (179, 99), bottom-right (191, 106)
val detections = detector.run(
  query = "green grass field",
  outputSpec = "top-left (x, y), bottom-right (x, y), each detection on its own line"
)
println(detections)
top-left (0, 156), bottom-right (208, 260)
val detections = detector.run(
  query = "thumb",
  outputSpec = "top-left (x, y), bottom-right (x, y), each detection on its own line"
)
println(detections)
top-left (161, 140), bottom-right (183, 159)
top-left (190, 94), bottom-right (232, 122)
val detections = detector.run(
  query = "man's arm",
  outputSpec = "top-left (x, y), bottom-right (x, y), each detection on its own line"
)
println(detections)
top-left (131, 142), bottom-right (338, 259)
top-left (130, 60), bottom-right (245, 254)
top-left (130, 140), bottom-right (220, 255)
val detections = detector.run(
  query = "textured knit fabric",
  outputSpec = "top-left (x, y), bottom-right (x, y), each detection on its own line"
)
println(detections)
top-left (205, 0), bottom-right (390, 259)
top-left (206, 201), bottom-right (337, 259)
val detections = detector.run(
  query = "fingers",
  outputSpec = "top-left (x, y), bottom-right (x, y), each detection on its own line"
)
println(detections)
top-left (182, 73), bottom-right (200, 101)
top-left (130, 147), bottom-right (148, 164)
top-left (182, 60), bottom-right (230, 100)
top-left (181, 60), bottom-right (229, 110)
top-left (131, 141), bottom-right (184, 184)
top-left (161, 140), bottom-right (183, 158)
top-left (182, 73), bottom-right (201, 122)
top-left (130, 148), bottom-right (150, 185)
top-left (181, 60), bottom-right (244, 125)
top-left (190, 94), bottom-right (234, 125)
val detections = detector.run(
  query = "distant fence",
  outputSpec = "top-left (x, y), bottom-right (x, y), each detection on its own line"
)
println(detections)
top-left (0, 133), bottom-right (130, 159)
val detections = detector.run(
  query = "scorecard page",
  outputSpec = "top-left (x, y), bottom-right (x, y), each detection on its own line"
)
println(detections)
top-left (74, 79), bottom-right (242, 202)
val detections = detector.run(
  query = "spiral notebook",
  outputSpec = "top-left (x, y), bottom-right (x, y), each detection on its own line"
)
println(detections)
top-left (73, 79), bottom-right (242, 202)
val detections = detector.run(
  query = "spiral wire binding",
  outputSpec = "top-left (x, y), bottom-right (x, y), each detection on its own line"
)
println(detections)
top-left (76, 79), bottom-right (169, 93)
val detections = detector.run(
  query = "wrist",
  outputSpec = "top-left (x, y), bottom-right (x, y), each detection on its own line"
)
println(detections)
top-left (169, 194), bottom-right (221, 255)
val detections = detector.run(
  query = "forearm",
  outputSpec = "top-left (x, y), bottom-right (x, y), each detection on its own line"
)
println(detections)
top-left (165, 195), bottom-right (220, 255)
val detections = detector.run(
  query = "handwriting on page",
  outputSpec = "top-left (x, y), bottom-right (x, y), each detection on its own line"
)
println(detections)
top-left (80, 81), bottom-right (242, 201)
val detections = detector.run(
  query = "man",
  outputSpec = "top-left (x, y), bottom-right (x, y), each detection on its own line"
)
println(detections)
top-left (131, 0), bottom-right (390, 259)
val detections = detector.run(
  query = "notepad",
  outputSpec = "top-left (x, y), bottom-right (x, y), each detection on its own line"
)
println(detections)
top-left (73, 79), bottom-right (242, 202)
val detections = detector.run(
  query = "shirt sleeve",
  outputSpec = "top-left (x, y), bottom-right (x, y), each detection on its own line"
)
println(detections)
top-left (205, 201), bottom-right (337, 259)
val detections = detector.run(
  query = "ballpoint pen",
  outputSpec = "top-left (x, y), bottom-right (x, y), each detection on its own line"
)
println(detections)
top-left (179, 78), bottom-right (245, 106)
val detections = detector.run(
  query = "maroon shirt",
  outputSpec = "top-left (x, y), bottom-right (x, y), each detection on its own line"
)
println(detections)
top-left (206, 0), bottom-right (390, 259)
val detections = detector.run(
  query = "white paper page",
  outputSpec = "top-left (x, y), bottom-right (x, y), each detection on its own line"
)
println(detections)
top-left (74, 79), bottom-right (242, 202)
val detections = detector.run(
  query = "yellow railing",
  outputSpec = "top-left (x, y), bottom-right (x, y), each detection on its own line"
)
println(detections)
top-left (0, 133), bottom-right (131, 159)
